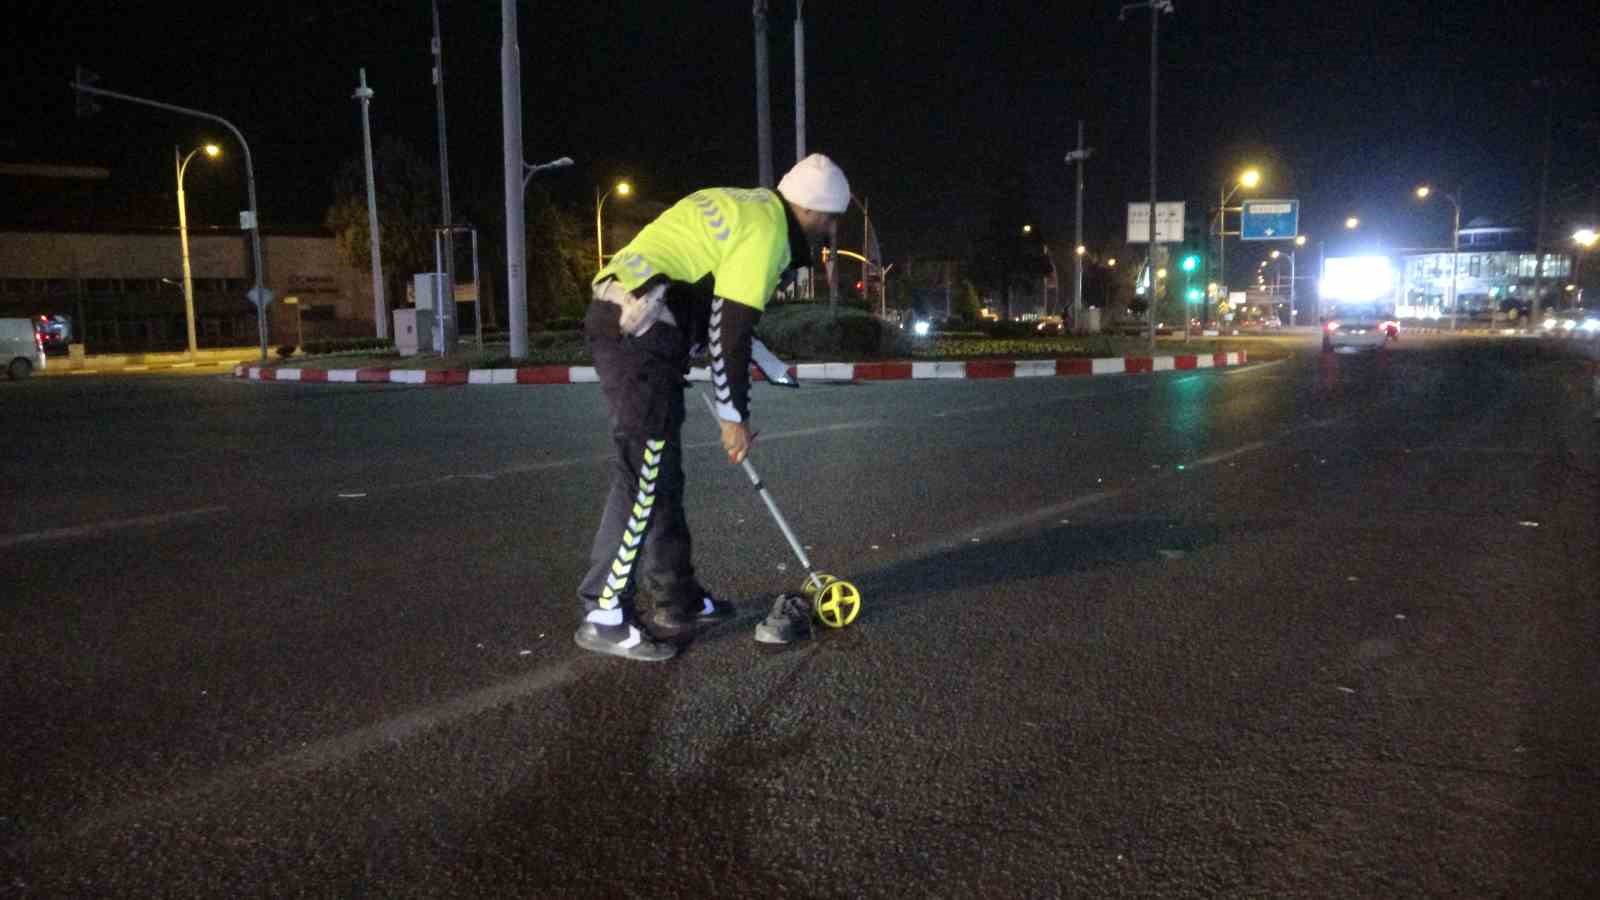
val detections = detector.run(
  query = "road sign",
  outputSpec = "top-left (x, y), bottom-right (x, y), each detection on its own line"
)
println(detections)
top-left (1126, 202), bottom-right (1186, 244)
top-left (246, 286), bottom-right (275, 308)
top-left (1241, 199), bottom-right (1299, 241)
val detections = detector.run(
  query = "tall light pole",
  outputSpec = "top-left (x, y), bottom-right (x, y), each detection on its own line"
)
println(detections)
top-left (1121, 0), bottom-right (1173, 351)
top-left (1416, 185), bottom-right (1462, 330)
top-left (174, 143), bottom-right (219, 356)
top-left (1215, 167), bottom-right (1261, 308)
top-left (1268, 237), bottom-right (1305, 325)
top-left (1570, 228), bottom-right (1597, 309)
top-left (353, 69), bottom-right (387, 340)
top-left (794, 0), bottom-right (806, 163)
top-left (431, 0), bottom-right (457, 351)
top-left (595, 180), bottom-right (632, 271)
top-left (1065, 122), bottom-right (1093, 332)
top-left (753, 0), bottom-right (774, 187)
top-left (72, 77), bottom-right (272, 360)
top-left (500, 0), bottom-right (528, 357)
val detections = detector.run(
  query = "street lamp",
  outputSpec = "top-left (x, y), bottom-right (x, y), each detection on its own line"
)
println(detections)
top-left (1572, 228), bottom-right (1597, 307)
top-left (1345, 216), bottom-right (1360, 230)
top-left (1216, 166), bottom-right (1262, 302)
top-left (1416, 183), bottom-right (1463, 331)
top-left (175, 142), bottom-right (220, 356)
top-left (595, 179), bottom-right (631, 270)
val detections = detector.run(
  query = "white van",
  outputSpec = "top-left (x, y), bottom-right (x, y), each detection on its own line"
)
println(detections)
top-left (1, 318), bottom-right (47, 379)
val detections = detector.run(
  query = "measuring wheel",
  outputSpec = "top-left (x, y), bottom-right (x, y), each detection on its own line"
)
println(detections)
top-left (803, 573), bottom-right (862, 629)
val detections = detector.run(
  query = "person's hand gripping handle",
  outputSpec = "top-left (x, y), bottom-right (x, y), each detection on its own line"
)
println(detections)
top-left (719, 419), bottom-right (756, 465)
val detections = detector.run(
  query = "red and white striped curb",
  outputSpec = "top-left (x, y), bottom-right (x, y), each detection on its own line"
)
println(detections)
top-left (233, 351), bottom-right (1249, 386)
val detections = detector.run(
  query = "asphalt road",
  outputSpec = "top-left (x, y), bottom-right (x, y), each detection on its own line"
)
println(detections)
top-left (3, 338), bottom-right (1597, 897)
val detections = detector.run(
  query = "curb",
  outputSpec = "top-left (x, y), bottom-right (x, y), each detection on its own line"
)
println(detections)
top-left (232, 351), bottom-right (1250, 386)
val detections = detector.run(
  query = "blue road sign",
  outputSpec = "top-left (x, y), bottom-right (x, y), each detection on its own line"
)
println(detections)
top-left (1241, 199), bottom-right (1299, 241)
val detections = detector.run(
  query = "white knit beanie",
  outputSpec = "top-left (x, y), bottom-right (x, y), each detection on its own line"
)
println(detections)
top-left (776, 153), bottom-right (850, 213)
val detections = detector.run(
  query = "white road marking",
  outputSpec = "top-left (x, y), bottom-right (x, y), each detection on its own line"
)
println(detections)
top-left (0, 506), bottom-right (230, 549)
top-left (1220, 358), bottom-right (1288, 376)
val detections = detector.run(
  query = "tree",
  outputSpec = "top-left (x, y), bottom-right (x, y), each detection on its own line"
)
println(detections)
top-left (324, 137), bottom-right (439, 313)
top-left (967, 208), bottom-right (1051, 320)
top-left (522, 186), bottom-right (593, 322)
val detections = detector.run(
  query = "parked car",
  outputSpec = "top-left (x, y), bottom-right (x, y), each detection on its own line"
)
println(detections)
top-left (34, 314), bottom-right (73, 355)
top-left (1, 318), bottom-right (47, 379)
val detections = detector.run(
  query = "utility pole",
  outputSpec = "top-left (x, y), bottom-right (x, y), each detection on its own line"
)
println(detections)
top-left (794, 0), bottom-right (806, 163)
top-left (353, 69), bottom-right (387, 340)
top-left (500, 0), bottom-right (528, 358)
top-left (753, 1), bottom-right (774, 187)
top-left (1530, 80), bottom-right (1554, 328)
top-left (1121, 0), bottom-right (1173, 350)
top-left (1065, 122), bottom-right (1093, 333)
top-left (794, 0), bottom-right (809, 298)
top-left (431, 0), bottom-right (457, 352)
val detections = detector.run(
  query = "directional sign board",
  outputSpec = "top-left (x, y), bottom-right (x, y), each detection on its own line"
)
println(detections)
top-left (1240, 199), bottom-right (1299, 241)
top-left (1126, 202), bottom-right (1186, 244)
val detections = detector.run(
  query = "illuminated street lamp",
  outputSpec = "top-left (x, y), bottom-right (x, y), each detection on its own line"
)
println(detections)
top-left (1216, 166), bottom-right (1262, 298)
top-left (1021, 224), bottom-right (1033, 235)
top-left (1345, 216), bottom-right (1360, 229)
top-left (1572, 228), bottom-right (1597, 306)
top-left (175, 142), bottom-right (220, 356)
top-left (595, 179), bottom-right (632, 270)
top-left (1416, 183), bottom-right (1462, 330)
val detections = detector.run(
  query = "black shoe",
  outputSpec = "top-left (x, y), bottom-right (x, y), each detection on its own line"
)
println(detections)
top-left (754, 593), bottom-right (813, 645)
top-left (573, 622), bottom-right (677, 661)
top-left (649, 593), bottom-right (737, 635)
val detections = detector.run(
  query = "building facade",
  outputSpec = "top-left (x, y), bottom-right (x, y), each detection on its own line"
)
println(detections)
top-left (0, 226), bottom-right (376, 352)
top-left (1395, 220), bottom-right (1573, 321)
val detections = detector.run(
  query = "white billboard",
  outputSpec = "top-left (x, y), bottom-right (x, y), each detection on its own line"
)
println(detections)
top-left (1126, 202), bottom-right (1186, 244)
top-left (1319, 256), bottom-right (1396, 304)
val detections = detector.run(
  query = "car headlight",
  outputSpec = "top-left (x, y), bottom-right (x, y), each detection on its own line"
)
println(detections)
top-left (913, 321), bottom-right (931, 336)
top-left (1581, 318), bottom-right (1600, 333)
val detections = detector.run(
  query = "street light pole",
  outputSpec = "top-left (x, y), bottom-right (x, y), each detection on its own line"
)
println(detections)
top-left (1065, 122), bottom-right (1092, 333)
top-left (73, 78), bottom-right (272, 360)
top-left (1449, 194), bottom-right (1461, 331)
top-left (174, 143), bottom-right (216, 356)
top-left (595, 182), bottom-right (631, 271)
top-left (353, 69), bottom-right (387, 340)
top-left (500, 0), bottom-right (528, 358)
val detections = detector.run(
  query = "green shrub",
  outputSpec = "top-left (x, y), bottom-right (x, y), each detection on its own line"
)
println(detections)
top-left (303, 337), bottom-right (394, 356)
top-left (545, 316), bottom-right (583, 332)
top-left (982, 320), bottom-right (1035, 339)
top-left (755, 303), bottom-right (896, 359)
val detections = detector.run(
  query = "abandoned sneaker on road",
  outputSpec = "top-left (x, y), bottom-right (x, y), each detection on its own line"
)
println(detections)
top-left (754, 593), bottom-right (813, 645)
top-left (573, 620), bottom-right (677, 662)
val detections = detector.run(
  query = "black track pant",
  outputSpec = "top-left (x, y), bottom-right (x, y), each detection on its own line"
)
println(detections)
top-left (577, 300), bottom-right (698, 624)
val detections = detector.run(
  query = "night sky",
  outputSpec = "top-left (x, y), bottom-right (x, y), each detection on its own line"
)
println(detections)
top-left (6, 2), bottom-right (1596, 279)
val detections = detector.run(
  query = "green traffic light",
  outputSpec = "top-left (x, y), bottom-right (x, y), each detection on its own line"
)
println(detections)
top-left (1185, 287), bottom-right (1203, 302)
top-left (1180, 254), bottom-right (1200, 273)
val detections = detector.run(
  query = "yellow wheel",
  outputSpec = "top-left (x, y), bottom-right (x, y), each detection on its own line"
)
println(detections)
top-left (801, 573), bottom-right (836, 600)
top-left (813, 579), bottom-right (861, 629)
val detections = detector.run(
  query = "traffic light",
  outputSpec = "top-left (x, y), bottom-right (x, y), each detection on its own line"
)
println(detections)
top-left (1179, 253), bottom-right (1200, 274)
top-left (1185, 287), bottom-right (1204, 303)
